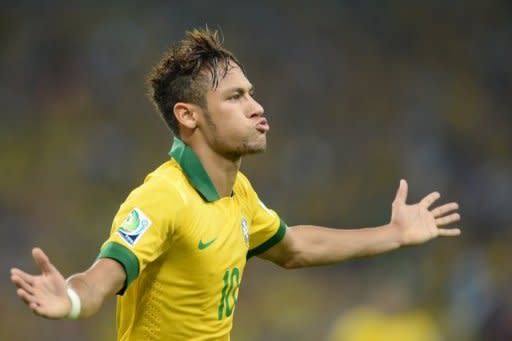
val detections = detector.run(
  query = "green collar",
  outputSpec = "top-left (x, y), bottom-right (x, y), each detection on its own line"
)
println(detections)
top-left (168, 137), bottom-right (220, 202)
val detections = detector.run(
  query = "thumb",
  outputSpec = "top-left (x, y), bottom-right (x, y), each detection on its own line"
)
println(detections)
top-left (32, 248), bottom-right (54, 275)
top-left (393, 179), bottom-right (408, 205)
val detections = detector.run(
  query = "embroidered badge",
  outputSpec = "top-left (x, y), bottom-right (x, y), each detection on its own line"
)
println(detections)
top-left (117, 208), bottom-right (152, 247)
top-left (241, 217), bottom-right (249, 246)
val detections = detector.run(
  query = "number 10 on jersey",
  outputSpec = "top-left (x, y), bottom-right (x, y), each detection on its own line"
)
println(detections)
top-left (217, 267), bottom-right (240, 320)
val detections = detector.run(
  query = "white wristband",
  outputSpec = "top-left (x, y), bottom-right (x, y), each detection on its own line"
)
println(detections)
top-left (66, 287), bottom-right (81, 320)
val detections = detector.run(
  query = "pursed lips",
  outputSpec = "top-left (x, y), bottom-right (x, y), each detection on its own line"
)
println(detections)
top-left (255, 117), bottom-right (269, 133)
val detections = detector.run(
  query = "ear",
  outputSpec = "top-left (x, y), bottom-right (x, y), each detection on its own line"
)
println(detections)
top-left (173, 102), bottom-right (198, 130)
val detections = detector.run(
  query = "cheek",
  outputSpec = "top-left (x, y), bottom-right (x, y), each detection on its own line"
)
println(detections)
top-left (205, 101), bottom-right (256, 141)
top-left (225, 117), bottom-right (253, 140)
top-left (213, 106), bottom-right (249, 132)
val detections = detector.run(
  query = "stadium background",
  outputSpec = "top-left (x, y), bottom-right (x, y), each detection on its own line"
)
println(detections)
top-left (1, 1), bottom-right (511, 340)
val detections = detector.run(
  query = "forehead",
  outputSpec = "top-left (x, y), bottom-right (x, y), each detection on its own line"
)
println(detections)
top-left (213, 65), bottom-right (252, 92)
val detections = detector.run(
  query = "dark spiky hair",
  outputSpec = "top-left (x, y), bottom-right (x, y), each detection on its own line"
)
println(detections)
top-left (147, 27), bottom-right (243, 136)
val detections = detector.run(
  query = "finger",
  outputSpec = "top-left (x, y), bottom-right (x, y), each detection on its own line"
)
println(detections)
top-left (393, 179), bottom-right (408, 205)
top-left (32, 248), bottom-right (53, 275)
top-left (437, 228), bottom-right (461, 237)
top-left (435, 213), bottom-right (461, 226)
top-left (431, 202), bottom-right (459, 218)
top-left (11, 274), bottom-right (35, 295)
top-left (420, 191), bottom-right (440, 209)
top-left (30, 303), bottom-right (49, 318)
top-left (30, 302), bottom-right (42, 315)
top-left (30, 302), bottom-right (53, 319)
top-left (17, 288), bottom-right (37, 306)
top-left (10, 268), bottom-right (35, 286)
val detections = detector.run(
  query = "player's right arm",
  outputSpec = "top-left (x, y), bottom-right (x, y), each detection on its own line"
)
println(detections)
top-left (10, 247), bottom-right (125, 319)
top-left (11, 172), bottom-right (182, 319)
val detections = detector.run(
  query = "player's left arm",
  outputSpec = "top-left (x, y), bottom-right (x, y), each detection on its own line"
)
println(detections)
top-left (259, 180), bottom-right (461, 269)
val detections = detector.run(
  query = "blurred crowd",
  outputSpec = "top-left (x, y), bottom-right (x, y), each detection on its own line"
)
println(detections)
top-left (1, 1), bottom-right (511, 340)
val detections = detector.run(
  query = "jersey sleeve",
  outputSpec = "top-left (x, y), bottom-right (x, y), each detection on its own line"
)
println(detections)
top-left (97, 174), bottom-right (183, 294)
top-left (240, 175), bottom-right (287, 259)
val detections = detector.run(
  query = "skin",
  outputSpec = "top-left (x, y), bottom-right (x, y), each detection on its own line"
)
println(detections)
top-left (174, 64), bottom-right (267, 197)
top-left (10, 64), bottom-right (461, 320)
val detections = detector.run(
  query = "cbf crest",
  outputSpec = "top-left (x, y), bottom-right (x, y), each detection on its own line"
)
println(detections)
top-left (241, 217), bottom-right (249, 246)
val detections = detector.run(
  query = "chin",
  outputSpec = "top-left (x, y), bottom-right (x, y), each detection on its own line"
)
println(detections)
top-left (231, 140), bottom-right (266, 158)
top-left (244, 144), bottom-right (266, 155)
top-left (219, 134), bottom-right (267, 159)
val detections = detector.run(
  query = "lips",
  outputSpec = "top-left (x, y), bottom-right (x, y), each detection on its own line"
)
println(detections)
top-left (255, 118), bottom-right (270, 133)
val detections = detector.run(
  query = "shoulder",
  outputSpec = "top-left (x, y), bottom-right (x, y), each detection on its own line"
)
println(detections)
top-left (125, 159), bottom-right (189, 208)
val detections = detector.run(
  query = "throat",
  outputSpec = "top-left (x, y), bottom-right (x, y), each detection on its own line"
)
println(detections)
top-left (196, 146), bottom-right (241, 198)
top-left (184, 138), bottom-right (242, 198)
top-left (208, 160), bottom-right (240, 198)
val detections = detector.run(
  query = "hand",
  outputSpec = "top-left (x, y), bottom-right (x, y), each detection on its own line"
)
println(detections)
top-left (390, 179), bottom-right (461, 246)
top-left (10, 248), bottom-right (71, 319)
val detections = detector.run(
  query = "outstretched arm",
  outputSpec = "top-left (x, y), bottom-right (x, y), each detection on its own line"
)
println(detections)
top-left (260, 180), bottom-right (461, 269)
top-left (10, 248), bottom-right (125, 319)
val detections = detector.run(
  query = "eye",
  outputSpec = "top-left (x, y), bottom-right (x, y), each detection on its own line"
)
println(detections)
top-left (229, 93), bottom-right (242, 101)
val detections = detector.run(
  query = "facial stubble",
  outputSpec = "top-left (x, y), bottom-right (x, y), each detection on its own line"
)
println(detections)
top-left (203, 109), bottom-right (266, 161)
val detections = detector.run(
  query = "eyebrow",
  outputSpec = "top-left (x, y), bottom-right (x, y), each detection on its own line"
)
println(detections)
top-left (222, 85), bottom-right (254, 95)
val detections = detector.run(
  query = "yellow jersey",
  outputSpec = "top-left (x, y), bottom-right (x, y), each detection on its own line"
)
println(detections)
top-left (97, 137), bottom-right (286, 340)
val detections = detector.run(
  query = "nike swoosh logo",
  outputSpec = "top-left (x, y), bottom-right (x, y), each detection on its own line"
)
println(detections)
top-left (198, 238), bottom-right (217, 250)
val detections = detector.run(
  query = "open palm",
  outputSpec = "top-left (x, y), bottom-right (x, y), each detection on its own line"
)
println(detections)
top-left (391, 180), bottom-right (461, 245)
top-left (10, 248), bottom-right (71, 319)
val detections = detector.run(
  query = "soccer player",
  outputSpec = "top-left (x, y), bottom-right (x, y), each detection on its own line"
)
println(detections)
top-left (10, 28), bottom-right (461, 340)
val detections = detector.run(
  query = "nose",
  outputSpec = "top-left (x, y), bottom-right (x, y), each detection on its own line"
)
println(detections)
top-left (248, 96), bottom-right (264, 118)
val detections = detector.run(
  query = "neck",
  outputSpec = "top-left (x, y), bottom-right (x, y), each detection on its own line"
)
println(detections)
top-left (187, 141), bottom-right (241, 198)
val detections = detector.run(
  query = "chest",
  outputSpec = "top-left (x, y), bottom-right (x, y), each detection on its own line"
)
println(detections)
top-left (167, 196), bottom-right (251, 276)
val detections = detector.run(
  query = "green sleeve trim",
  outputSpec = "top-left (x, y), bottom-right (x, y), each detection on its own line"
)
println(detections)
top-left (97, 242), bottom-right (139, 295)
top-left (247, 219), bottom-right (287, 259)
